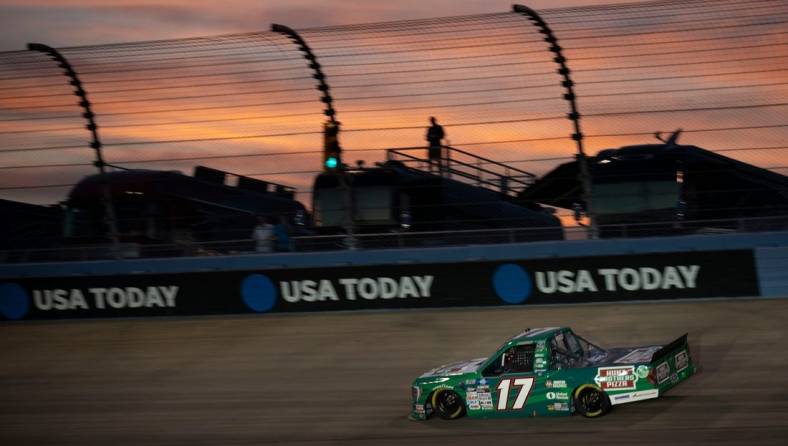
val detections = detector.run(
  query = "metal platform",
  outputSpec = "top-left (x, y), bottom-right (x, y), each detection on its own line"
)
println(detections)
top-left (385, 146), bottom-right (536, 197)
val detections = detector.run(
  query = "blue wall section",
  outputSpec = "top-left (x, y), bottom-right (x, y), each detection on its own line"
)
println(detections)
top-left (755, 247), bottom-right (788, 297)
top-left (1, 232), bottom-right (786, 306)
top-left (3, 231), bottom-right (788, 279)
top-left (1, 231), bottom-right (785, 321)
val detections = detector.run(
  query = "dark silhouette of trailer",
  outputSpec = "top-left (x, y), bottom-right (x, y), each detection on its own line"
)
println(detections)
top-left (64, 166), bottom-right (310, 256)
top-left (312, 153), bottom-right (563, 247)
top-left (0, 199), bottom-right (62, 255)
top-left (519, 133), bottom-right (788, 237)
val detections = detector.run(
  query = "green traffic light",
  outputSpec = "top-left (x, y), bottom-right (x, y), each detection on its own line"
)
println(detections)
top-left (325, 156), bottom-right (339, 169)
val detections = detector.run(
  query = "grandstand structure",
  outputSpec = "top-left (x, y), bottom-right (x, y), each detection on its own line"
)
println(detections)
top-left (0, 0), bottom-right (786, 260)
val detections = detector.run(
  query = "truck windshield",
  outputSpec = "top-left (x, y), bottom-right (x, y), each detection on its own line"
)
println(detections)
top-left (575, 334), bottom-right (606, 357)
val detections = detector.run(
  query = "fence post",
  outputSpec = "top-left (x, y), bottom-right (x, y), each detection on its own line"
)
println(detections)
top-left (27, 43), bottom-right (121, 258)
top-left (512, 5), bottom-right (598, 239)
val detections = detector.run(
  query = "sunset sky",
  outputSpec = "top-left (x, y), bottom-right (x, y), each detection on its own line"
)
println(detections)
top-left (0, 0), bottom-right (645, 51)
top-left (0, 0), bottom-right (785, 213)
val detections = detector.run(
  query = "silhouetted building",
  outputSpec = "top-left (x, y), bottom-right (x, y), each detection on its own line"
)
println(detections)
top-left (312, 157), bottom-right (562, 245)
top-left (519, 139), bottom-right (788, 236)
top-left (64, 166), bottom-right (309, 254)
top-left (0, 199), bottom-right (62, 252)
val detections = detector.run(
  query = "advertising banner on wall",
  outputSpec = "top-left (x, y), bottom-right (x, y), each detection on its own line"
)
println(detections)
top-left (0, 249), bottom-right (759, 320)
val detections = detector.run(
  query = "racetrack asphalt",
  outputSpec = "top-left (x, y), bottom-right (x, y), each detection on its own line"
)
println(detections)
top-left (1, 298), bottom-right (787, 445)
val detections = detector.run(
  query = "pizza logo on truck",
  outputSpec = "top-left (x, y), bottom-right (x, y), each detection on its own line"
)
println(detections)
top-left (594, 366), bottom-right (638, 390)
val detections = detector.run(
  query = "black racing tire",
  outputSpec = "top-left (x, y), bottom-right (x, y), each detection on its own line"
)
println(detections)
top-left (431, 389), bottom-right (466, 420)
top-left (573, 384), bottom-right (611, 418)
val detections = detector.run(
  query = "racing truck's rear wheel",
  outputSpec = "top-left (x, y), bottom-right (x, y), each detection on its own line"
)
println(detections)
top-left (573, 384), bottom-right (611, 418)
top-left (431, 389), bottom-right (466, 420)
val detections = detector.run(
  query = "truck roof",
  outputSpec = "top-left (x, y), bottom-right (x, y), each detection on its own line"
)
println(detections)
top-left (508, 327), bottom-right (564, 343)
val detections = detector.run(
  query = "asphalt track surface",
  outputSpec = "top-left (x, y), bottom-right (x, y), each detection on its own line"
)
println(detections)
top-left (1, 298), bottom-right (787, 445)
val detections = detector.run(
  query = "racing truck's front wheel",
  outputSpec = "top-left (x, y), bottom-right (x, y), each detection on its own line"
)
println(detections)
top-left (431, 389), bottom-right (466, 420)
top-left (573, 384), bottom-right (611, 418)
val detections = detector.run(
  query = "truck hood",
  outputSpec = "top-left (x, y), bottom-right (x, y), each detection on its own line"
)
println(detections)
top-left (419, 357), bottom-right (487, 378)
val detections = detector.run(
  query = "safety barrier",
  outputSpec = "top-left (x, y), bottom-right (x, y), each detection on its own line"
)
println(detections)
top-left (1, 231), bottom-right (786, 321)
top-left (755, 246), bottom-right (788, 297)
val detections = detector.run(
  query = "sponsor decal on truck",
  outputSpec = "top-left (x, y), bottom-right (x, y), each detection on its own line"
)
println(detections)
top-left (674, 350), bottom-right (689, 372)
top-left (594, 366), bottom-right (638, 390)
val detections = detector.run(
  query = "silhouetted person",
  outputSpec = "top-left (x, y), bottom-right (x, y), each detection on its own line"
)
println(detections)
top-left (426, 117), bottom-right (445, 173)
top-left (252, 216), bottom-right (273, 253)
top-left (272, 216), bottom-right (291, 252)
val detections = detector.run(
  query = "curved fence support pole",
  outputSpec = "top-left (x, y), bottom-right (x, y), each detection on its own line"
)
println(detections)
top-left (271, 24), bottom-right (342, 159)
top-left (27, 43), bottom-right (121, 256)
top-left (271, 24), bottom-right (355, 247)
top-left (512, 5), bottom-right (598, 238)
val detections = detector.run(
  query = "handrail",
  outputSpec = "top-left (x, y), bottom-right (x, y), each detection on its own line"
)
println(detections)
top-left (390, 150), bottom-right (522, 192)
top-left (446, 146), bottom-right (536, 180)
top-left (386, 145), bottom-right (537, 195)
top-left (388, 145), bottom-right (535, 179)
top-left (390, 151), bottom-right (519, 189)
top-left (440, 157), bottom-right (531, 188)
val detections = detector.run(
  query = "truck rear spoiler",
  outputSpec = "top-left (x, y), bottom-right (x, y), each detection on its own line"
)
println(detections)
top-left (650, 333), bottom-right (688, 363)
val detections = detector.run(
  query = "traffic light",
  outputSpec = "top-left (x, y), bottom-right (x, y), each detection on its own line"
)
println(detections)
top-left (325, 155), bottom-right (339, 170)
top-left (323, 121), bottom-right (342, 171)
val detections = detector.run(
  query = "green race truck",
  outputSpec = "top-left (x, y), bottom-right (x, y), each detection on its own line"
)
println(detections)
top-left (410, 327), bottom-right (694, 420)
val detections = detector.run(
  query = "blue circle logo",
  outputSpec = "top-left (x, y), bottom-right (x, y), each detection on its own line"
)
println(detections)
top-left (492, 264), bottom-right (532, 304)
top-left (241, 274), bottom-right (277, 313)
top-left (0, 282), bottom-right (30, 320)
